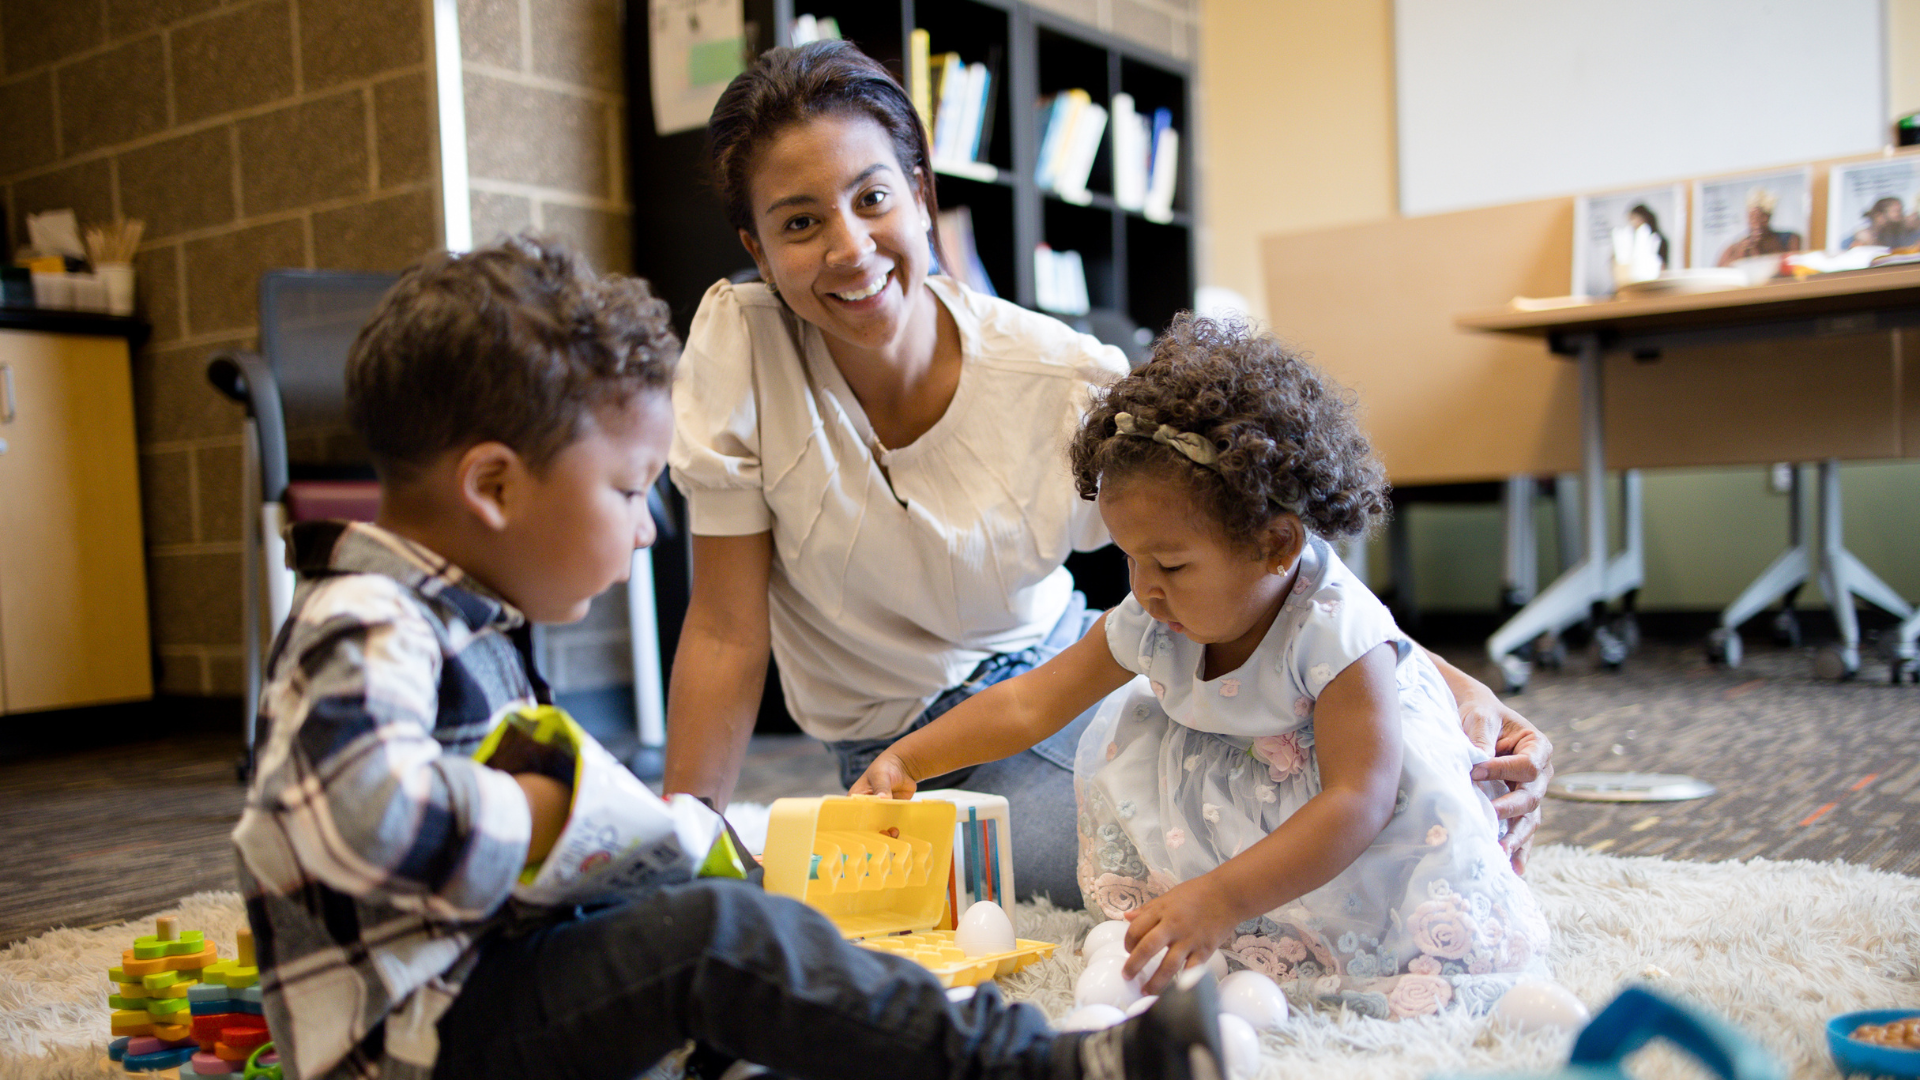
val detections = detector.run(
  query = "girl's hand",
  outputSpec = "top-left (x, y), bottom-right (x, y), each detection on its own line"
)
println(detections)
top-left (1120, 877), bottom-right (1238, 995)
top-left (849, 752), bottom-right (917, 799)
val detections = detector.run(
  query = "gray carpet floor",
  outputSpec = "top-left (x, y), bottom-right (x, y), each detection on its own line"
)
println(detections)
top-left (2, 639), bottom-right (1915, 946)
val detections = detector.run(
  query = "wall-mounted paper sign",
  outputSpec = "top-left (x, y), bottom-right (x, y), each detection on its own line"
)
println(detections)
top-left (1690, 167), bottom-right (1812, 270)
top-left (1827, 157), bottom-right (1920, 254)
top-left (650, 0), bottom-right (746, 136)
top-left (1572, 184), bottom-right (1687, 298)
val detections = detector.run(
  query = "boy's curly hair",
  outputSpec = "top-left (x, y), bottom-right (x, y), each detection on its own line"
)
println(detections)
top-left (347, 234), bottom-right (679, 482)
top-left (1068, 313), bottom-right (1389, 547)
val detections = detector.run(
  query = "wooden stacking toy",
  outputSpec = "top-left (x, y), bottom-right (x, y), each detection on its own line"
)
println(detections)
top-left (762, 795), bottom-right (1054, 988)
top-left (104, 919), bottom-right (276, 1077)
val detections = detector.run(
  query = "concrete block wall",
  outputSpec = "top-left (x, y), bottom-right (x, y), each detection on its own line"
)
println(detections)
top-left (0, 0), bottom-right (443, 696)
top-left (1028, 0), bottom-right (1197, 60)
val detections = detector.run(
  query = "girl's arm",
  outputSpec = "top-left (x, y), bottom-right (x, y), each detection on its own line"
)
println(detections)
top-left (852, 613), bottom-right (1135, 798)
top-left (1122, 642), bottom-right (1404, 993)
top-left (662, 533), bottom-right (775, 808)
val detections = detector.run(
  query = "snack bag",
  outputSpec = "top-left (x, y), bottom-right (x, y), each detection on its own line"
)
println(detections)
top-left (475, 705), bottom-right (743, 907)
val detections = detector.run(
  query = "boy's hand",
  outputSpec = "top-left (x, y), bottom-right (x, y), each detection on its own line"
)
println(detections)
top-left (1120, 876), bottom-right (1238, 995)
top-left (514, 773), bottom-right (572, 863)
top-left (849, 752), bottom-right (917, 799)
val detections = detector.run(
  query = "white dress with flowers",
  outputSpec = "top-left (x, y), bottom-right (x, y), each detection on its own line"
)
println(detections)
top-left (1073, 537), bottom-right (1550, 1019)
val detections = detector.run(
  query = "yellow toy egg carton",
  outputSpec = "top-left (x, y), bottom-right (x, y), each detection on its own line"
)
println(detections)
top-left (762, 795), bottom-right (1055, 988)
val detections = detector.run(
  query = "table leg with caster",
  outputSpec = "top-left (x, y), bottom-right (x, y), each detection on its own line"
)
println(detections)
top-left (1486, 332), bottom-right (1615, 692)
top-left (1812, 460), bottom-right (1913, 681)
top-left (1708, 465), bottom-right (1810, 668)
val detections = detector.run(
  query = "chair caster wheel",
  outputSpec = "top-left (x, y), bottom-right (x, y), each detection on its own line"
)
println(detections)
top-left (1888, 650), bottom-right (1919, 685)
top-left (1591, 626), bottom-right (1628, 670)
top-left (1813, 646), bottom-right (1859, 682)
top-left (1530, 633), bottom-right (1567, 670)
top-left (1706, 628), bottom-right (1742, 668)
top-left (1494, 654), bottom-right (1531, 694)
top-left (1615, 613), bottom-right (1641, 653)
top-left (1770, 610), bottom-right (1801, 648)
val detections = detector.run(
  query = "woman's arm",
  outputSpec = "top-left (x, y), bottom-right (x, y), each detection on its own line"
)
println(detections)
top-left (1121, 643), bottom-right (1404, 993)
top-left (1422, 647), bottom-right (1553, 873)
top-left (852, 615), bottom-right (1134, 798)
top-left (662, 532), bottom-right (775, 809)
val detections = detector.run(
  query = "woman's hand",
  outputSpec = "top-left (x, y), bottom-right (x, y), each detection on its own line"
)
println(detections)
top-left (1423, 647), bottom-right (1554, 875)
top-left (1469, 705), bottom-right (1553, 874)
top-left (850, 752), bottom-right (917, 799)
top-left (1120, 877), bottom-right (1239, 995)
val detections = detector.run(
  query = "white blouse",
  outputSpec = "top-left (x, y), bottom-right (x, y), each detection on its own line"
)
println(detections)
top-left (669, 276), bottom-right (1129, 741)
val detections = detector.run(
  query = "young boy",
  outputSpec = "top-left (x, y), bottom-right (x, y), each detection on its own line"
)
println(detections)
top-left (232, 236), bottom-right (1224, 1080)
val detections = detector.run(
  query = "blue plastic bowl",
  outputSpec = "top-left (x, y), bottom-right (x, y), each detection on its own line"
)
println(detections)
top-left (1828, 1010), bottom-right (1920, 1078)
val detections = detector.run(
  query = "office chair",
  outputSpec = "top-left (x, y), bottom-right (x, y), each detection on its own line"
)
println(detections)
top-left (207, 270), bottom-right (670, 777)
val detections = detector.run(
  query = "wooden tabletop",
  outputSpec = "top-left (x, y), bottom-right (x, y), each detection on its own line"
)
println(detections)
top-left (1455, 263), bottom-right (1920, 338)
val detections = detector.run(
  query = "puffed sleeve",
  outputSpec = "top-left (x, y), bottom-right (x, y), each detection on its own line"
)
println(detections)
top-left (1288, 576), bottom-right (1410, 699)
top-left (1065, 340), bottom-right (1128, 552)
top-left (668, 280), bottom-right (775, 535)
top-left (1103, 593), bottom-right (1159, 676)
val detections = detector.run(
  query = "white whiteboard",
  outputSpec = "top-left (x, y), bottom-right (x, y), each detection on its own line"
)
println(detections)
top-left (1395, 0), bottom-right (1886, 217)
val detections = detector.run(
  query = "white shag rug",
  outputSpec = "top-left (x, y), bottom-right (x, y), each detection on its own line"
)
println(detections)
top-left (6, 842), bottom-right (1918, 1080)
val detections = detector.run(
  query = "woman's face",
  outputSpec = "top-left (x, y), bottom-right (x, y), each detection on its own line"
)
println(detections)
top-left (738, 112), bottom-right (933, 359)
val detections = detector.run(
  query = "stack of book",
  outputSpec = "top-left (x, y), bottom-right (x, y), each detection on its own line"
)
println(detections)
top-left (789, 14), bottom-right (841, 44)
top-left (935, 207), bottom-right (996, 297)
top-left (1033, 89), bottom-right (1106, 203)
top-left (910, 30), bottom-right (998, 174)
top-left (1033, 244), bottom-right (1089, 315)
top-left (1109, 93), bottom-right (1180, 222)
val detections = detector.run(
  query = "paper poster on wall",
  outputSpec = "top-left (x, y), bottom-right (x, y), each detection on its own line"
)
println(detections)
top-left (1572, 185), bottom-right (1686, 297)
top-left (650, 0), bottom-right (745, 136)
top-left (1690, 167), bottom-right (1812, 271)
top-left (1826, 157), bottom-right (1920, 253)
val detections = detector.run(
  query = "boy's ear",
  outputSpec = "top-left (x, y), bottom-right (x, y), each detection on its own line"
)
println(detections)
top-left (454, 442), bottom-right (523, 532)
top-left (1265, 512), bottom-right (1307, 574)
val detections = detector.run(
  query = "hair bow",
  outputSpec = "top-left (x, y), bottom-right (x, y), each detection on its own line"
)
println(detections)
top-left (1113, 411), bottom-right (1220, 468)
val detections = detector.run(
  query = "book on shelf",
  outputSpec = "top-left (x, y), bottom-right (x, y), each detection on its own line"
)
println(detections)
top-left (1035, 89), bottom-right (1107, 202)
top-left (936, 206), bottom-right (996, 298)
top-left (1143, 121), bottom-right (1179, 222)
top-left (1033, 243), bottom-right (1089, 315)
top-left (1111, 93), bottom-right (1147, 211)
top-left (914, 34), bottom-right (998, 171)
top-left (790, 13), bottom-right (840, 44)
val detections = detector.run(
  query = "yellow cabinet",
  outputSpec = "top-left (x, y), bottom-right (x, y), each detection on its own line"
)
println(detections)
top-left (0, 326), bottom-right (152, 713)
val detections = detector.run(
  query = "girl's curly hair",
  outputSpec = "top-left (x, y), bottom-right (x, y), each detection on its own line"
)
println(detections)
top-left (1068, 313), bottom-right (1389, 547)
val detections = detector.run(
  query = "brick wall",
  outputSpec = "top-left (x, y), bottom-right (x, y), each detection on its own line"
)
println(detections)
top-left (455, 0), bottom-right (637, 691)
top-left (0, 0), bottom-right (443, 696)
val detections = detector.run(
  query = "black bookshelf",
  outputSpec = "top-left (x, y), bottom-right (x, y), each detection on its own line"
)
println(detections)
top-left (624, 1), bottom-right (1195, 727)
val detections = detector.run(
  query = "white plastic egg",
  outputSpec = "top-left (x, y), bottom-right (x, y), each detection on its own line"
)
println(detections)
top-left (1055, 1003), bottom-right (1128, 1031)
top-left (1081, 919), bottom-right (1130, 958)
top-left (1217, 1012), bottom-right (1262, 1080)
top-left (1124, 994), bottom-right (1158, 1018)
top-left (1074, 953), bottom-right (1145, 1009)
top-left (954, 900), bottom-right (1017, 958)
top-left (1491, 978), bottom-right (1591, 1035)
top-left (1217, 969), bottom-right (1289, 1031)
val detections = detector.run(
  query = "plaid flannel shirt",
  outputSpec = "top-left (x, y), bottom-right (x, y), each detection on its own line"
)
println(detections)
top-left (233, 520), bottom-right (549, 1080)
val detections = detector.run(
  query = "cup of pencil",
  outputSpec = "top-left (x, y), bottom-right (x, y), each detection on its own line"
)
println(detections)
top-left (86, 219), bottom-right (144, 317)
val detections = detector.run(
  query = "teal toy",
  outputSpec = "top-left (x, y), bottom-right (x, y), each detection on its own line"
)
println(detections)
top-left (1435, 986), bottom-right (1783, 1080)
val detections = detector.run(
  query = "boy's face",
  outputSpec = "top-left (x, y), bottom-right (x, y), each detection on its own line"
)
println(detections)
top-left (497, 390), bottom-right (673, 623)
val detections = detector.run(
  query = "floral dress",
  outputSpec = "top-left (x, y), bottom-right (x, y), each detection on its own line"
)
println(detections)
top-left (1073, 537), bottom-right (1550, 1019)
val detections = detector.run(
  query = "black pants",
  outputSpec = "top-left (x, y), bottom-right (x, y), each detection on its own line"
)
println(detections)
top-left (434, 879), bottom-right (1074, 1080)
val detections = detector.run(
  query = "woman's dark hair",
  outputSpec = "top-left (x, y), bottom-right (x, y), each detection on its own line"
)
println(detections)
top-left (707, 40), bottom-right (948, 271)
top-left (1068, 313), bottom-right (1389, 547)
top-left (1626, 203), bottom-right (1671, 266)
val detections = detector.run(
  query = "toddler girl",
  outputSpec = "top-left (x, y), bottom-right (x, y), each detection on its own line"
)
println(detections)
top-left (855, 314), bottom-right (1549, 1019)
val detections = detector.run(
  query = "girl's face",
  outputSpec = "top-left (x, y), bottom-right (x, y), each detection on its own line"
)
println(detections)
top-left (1099, 473), bottom-right (1299, 655)
top-left (738, 112), bottom-right (934, 361)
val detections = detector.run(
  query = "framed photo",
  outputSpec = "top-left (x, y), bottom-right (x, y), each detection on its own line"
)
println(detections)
top-left (1572, 184), bottom-right (1687, 297)
top-left (1690, 167), bottom-right (1813, 269)
top-left (1826, 157), bottom-right (1920, 253)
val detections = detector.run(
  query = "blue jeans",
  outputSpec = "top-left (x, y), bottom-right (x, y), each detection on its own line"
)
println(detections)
top-left (828, 594), bottom-right (1100, 907)
top-left (433, 879), bottom-right (1074, 1080)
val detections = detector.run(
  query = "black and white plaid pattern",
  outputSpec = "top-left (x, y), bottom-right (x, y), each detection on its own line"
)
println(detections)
top-left (233, 521), bottom-right (550, 1080)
